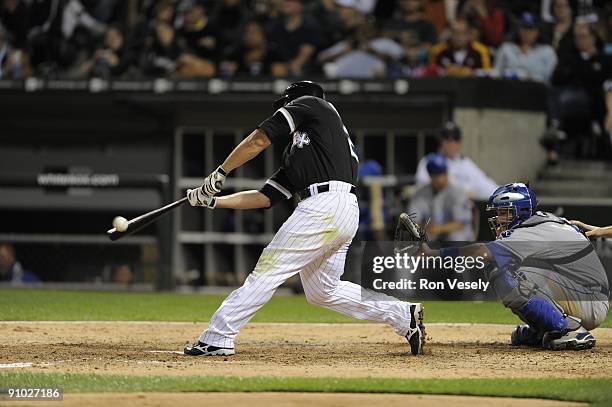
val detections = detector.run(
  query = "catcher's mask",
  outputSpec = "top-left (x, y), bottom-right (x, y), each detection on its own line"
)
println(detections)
top-left (273, 81), bottom-right (325, 110)
top-left (486, 183), bottom-right (537, 238)
top-left (487, 206), bottom-right (517, 239)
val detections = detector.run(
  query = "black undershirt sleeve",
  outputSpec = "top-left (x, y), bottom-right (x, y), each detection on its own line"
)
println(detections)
top-left (259, 168), bottom-right (294, 208)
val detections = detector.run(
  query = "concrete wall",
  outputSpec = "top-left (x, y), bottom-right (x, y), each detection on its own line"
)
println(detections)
top-left (455, 108), bottom-right (547, 184)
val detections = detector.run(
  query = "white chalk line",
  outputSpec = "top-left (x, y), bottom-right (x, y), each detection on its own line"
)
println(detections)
top-left (0, 362), bottom-right (33, 369)
top-left (0, 356), bottom-right (186, 369)
top-left (0, 360), bottom-right (69, 369)
top-left (147, 350), bottom-right (184, 355)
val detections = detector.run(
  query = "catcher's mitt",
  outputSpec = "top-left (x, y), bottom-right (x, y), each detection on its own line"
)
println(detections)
top-left (394, 212), bottom-right (429, 255)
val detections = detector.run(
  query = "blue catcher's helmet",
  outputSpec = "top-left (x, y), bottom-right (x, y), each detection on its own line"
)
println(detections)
top-left (487, 183), bottom-right (537, 238)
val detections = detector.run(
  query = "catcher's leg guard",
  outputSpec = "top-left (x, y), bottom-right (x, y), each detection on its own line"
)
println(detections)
top-left (514, 296), bottom-right (568, 333)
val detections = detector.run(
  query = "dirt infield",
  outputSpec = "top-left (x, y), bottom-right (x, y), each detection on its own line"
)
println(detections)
top-left (1, 321), bottom-right (611, 379)
top-left (1, 392), bottom-right (588, 407)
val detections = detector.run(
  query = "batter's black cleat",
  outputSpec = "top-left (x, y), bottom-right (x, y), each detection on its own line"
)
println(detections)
top-left (542, 327), bottom-right (596, 350)
top-left (406, 303), bottom-right (425, 355)
top-left (511, 324), bottom-right (543, 347)
top-left (184, 341), bottom-right (235, 356)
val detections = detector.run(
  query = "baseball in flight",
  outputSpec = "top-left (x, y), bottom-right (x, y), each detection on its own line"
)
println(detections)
top-left (112, 216), bottom-right (129, 232)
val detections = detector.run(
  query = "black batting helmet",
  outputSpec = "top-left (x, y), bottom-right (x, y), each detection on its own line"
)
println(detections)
top-left (438, 121), bottom-right (462, 140)
top-left (273, 81), bottom-right (325, 110)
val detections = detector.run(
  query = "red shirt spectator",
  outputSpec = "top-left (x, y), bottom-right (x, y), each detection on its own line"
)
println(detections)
top-left (457, 0), bottom-right (505, 47)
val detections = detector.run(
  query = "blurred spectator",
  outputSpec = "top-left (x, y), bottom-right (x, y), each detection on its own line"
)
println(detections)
top-left (571, 0), bottom-right (602, 24)
top-left (384, 0), bottom-right (437, 73)
top-left (494, 12), bottom-right (557, 83)
top-left (61, 1), bottom-right (106, 39)
top-left (168, 1), bottom-right (216, 77)
top-left (177, 1), bottom-right (218, 61)
top-left (409, 153), bottom-right (474, 242)
top-left (78, 25), bottom-right (134, 78)
top-left (84, 0), bottom-right (129, 26)
top-left (211, 0), bottom-right (251, 58)
top-left (541, 0), bottom-right (574, 50)
top-left (415, 121), bottom-right (498, 200)
top-left (0, 0), bottom-right (29, 48)
top-left (536, 0), bottom-right (609, 23)
top-left (152, 0), bottom-right (178, 25)
top-left (61, 0), bottom-right (107, 67)
top-left (548, 23), bottom-right (611, 159)
top-left (304, 0), bottom-right (343, 49)
top-left (267, 0), bottom-right (321, 76)
top-left (327, 0), bottom-right (376, 16)
top-left (23, 0), bottom-right (77, 72)
top-left (141, 22), bottom-right (184, 77)
top-left (423, 0), bottom-right (451, 34)
top-left (112, 263), bottom-right (134, 285)
top-left (0, 243), bottom-right (40, 284)
top-left (220, 20), bottom-right (282, 76)
top-left (0, 23), bottom-right (31, 78)
top-left (597, 3), bottom-right (612, 55)
top-left (319, 17), bottom-right (403, 78)
top-left (386, 0), bottom-right (438, 48)
top-left (456, 0), bottom-right (505, 47)
top-left (396, 25), bottom-right (431, 75)
top-left (254, 0), bottom-right (284, 22)
top-left (335, 0), bottom-right (365, 39)
top-left (351, 0), bottom-right (377, 15)
top-left (129, 1), bottom-right (177, 70)
top-left (429, 19), bottom-right (490, 76)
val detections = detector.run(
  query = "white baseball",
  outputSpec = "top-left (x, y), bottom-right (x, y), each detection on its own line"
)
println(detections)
top-left (112, 216), bottom-right (129, 232)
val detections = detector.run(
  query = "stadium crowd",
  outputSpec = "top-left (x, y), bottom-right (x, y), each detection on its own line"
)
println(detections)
top-left (0, 0), bottom-right (610, 82)
top-left (1, 0), bottom-right (611, 160)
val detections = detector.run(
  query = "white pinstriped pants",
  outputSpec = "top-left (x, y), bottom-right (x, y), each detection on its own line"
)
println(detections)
top-left (201, 182), bottom-right (413, 348)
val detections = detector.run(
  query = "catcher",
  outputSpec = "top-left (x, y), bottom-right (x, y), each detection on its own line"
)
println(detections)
top-left (396, 182), bottom-right (609, 350)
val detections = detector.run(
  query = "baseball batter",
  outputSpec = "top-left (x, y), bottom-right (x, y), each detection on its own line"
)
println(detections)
top-left (421, 183), bottom-right (609, 350)
top-left (184, 81), bottom-right (425, 356)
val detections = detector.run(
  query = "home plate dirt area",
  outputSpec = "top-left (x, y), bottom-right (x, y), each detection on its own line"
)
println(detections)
top-left (1, 322), bottom-right (610, 379)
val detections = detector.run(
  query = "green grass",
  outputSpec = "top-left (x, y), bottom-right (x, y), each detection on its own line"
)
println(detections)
top-left (0, 373), bottom-right (611, 405)
top-left (0, 289), bottom-right (610, 327)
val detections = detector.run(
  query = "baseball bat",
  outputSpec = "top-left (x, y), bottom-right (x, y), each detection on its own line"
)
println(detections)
top-left (107, 197), bottom-right (188, 241)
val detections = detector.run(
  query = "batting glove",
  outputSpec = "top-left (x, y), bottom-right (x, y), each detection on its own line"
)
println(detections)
top-left (202, 166), bottom-right (227, 196)
top-left (187, 188), bottom-right (217, 209)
